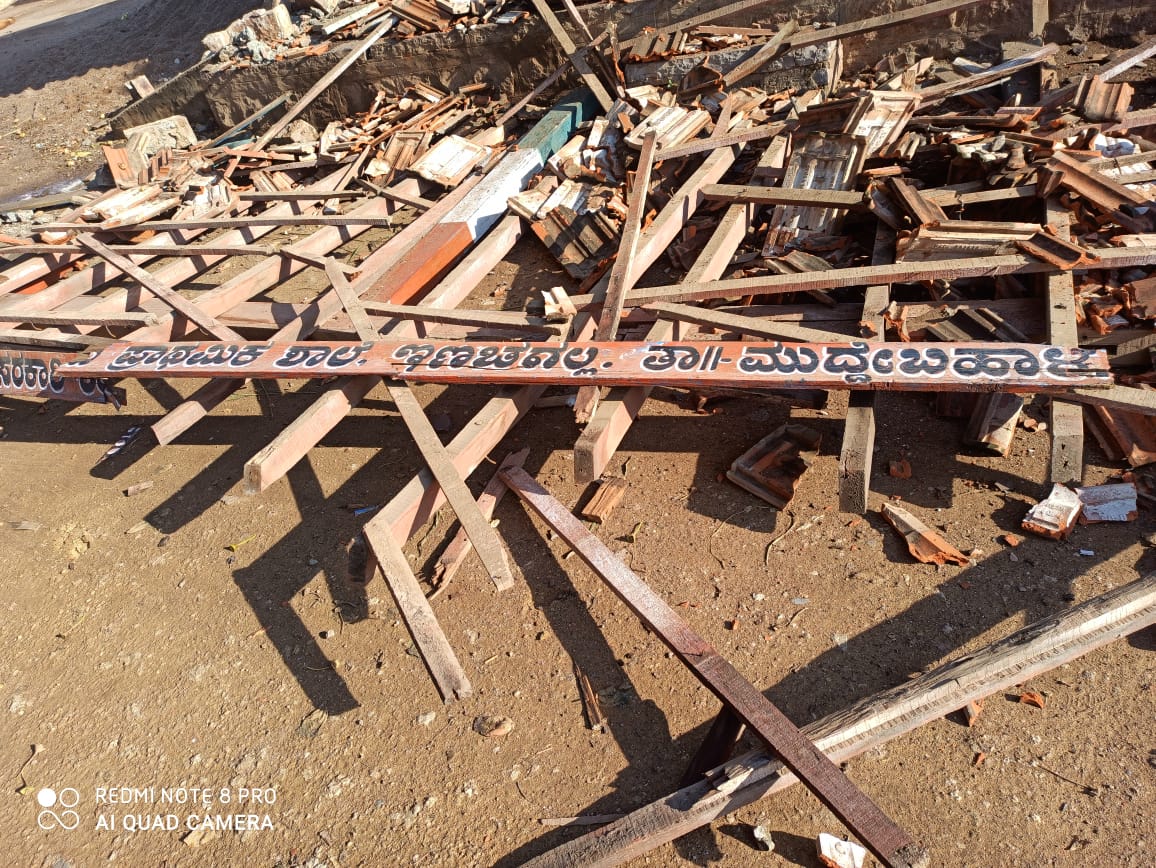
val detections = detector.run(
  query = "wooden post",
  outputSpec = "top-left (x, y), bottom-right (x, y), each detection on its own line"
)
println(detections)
top-left (839, 227), bottom-right (892, 513)
top-left (529, 0), bottom-right (614, 110)
top-left (1044, 199), bottom-right (1084, 483)
top-left (499, 466), bottom-right (927, 868)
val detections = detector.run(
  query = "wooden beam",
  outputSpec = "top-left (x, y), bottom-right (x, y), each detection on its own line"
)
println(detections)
top-left (573, 320), bottom-right (672, 484)
top-left (701, 183), bottom-right (868, 210)
top-left (498, 467), bottom-right (927, 868)
top-left (721, 20), bottom-right (799, 87)
top-left (253, 18), bottom-right (395, 151)
top-left (1044, 200), bottom-right (1084, 483)
top-left (916, 43), bottom-right (1059, 103)
top-left (527, 571), bottom-right (1156, 867)
top-left (646, 301), bottom-right (853, 343)
top-left (786, 0), bottom-right (994, 52)
top-left (654, 124), bottom-right (787, 162)
top-left (529, 0), bottom-right (614, 110)
top-left (362, 517), bottom-right (473, 702)
top-left (361, 301), bottom-right (563, 336)
top-left (566, 246), bottom-right (1156, 309)
top-left (433, 448), bottom-right (530, 588)
top-left (75, 235), bottom-right (243, 342)
top-left (1056, 385), bottom-right (1156, 416)
top-left (839, 227), bottom-right (892, 513)
top-left (39, 214), bottom-right (404, 233)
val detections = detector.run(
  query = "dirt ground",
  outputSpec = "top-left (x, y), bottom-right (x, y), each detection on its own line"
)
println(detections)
top-left (1, 3), bottom-right (1155, 868)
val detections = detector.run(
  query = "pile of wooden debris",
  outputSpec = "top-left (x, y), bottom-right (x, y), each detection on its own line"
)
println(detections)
top-left (2, 1), bottom-right (1155, 864)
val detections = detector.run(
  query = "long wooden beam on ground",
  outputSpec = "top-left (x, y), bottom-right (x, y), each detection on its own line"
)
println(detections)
top-left (701, 183), bottom-right (869, 210)
top-left (565, 245), bottom-right (1156, 309)
top-left (498, 467), bottom-right (928, 868)
top-left (62, 339), bottom-right (1112, 395)
top-left (364, 519), bottom-right (473, 702)
top-left (785, 0), bottom-right (994, 53)
top-left (526, 571), bottom-right (1156, 867)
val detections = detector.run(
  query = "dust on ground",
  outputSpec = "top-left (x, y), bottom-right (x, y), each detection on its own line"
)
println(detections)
top-left (0, 3), bottom-right (1154, 867)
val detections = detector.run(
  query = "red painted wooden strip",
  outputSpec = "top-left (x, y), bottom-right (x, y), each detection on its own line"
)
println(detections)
top-left (58, 339), bottom-right (1112, 394)
top-left (0, 348), bottom-right (124, 404)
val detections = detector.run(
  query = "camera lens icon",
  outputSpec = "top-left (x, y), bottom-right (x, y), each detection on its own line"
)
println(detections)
top-left (36, 787), bottom-right (80, 830)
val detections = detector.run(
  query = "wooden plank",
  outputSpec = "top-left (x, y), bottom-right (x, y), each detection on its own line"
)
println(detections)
top-left (646, 301), bottom-right (853, 343)
top-left (1044, 199), bottom-right (1084, 483)
top-left (207, 93), bottom-right (291, 148)
top-left (388, 384), bottom-right (516, 591)
top-left (573, 321), bottom-right (672, 484)
top-left (838, 227), bottom-right (892, 513)
top-left (702, 183), bottom-right (868, 209)
top-left (917, 43), bottom-right (1059, 103)
top-left (1056, 385), bottom-right (1156, 416)
top-left (596, 131), bottom-right (658, 342)
top-left (566, 246), bottom-right (1156, 309)
top-left (528, 571), bottom-right (1156, 867)
top-left (361, 302), bottom-right (563, 336)
top-left (67, 339), bottom-right (1113, 395)
top-left (529, 0), bottom-right (614, 110)
top-left (75, 235), bottom-right (243, 342)
top-left (498, 466), bottom-right (926, 868)
top-left (621, 0), bottom-right (780, 50)
top-left (433, 448), bottom-right (530, 588)
top-left (721, 20), bottom-right (799, 87)
top-left (362, 517), bottom-right (473, 702)
top-left (0, 244), bottom-right (276, 257)
top-left (654, 124), bottom-right (787, 162)
top-left (38, 214), bottom-right (403, 233)
top-left (253, 18), bottom-right (394, 151)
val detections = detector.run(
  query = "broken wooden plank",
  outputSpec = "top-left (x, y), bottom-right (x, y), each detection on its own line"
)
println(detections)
top-left (499, 466), bottom-right (927, 868)
top-left (701, 184), bottom-right (869, 210)
top-left (721, 20), bottom-right (799, 87)
top-left (363, 517), bottom-right (473, 702)
top-left (527, 571), bottom-right (1156, 867)
top-left (578, 477), bottom-right (628, 523)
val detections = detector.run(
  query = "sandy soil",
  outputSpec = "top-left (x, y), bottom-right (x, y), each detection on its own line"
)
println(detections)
top-left (0, 3), bottom-right (1154, 867)
top-left (0, 0), bottom-right (262, 200)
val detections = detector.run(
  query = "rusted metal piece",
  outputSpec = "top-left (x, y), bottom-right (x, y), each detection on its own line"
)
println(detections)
top-left (59, 339), bottom-right (1114, 394)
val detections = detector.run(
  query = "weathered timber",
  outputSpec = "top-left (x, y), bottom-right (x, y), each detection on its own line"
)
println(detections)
top-left (566, 246), bottom-right (1156, 309)
top-left (530, 0), bottom-right (614, 110)
top-left (646, 301), bottom-right (853, 343)
top-left (362, 517), bottom-right (473, 702)
top-left (527, 572), bottom-right (1156, 867)
top-left (75, 236), bottom-right (244, 342)
top-left (433, 448), bottom-right (530, 589)
top-left (701, 184), bottom-right (868, 210)
top-left (839, 227), bottom-right (892, 513)
top-left (498, 466), bottom-right (926, 868)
